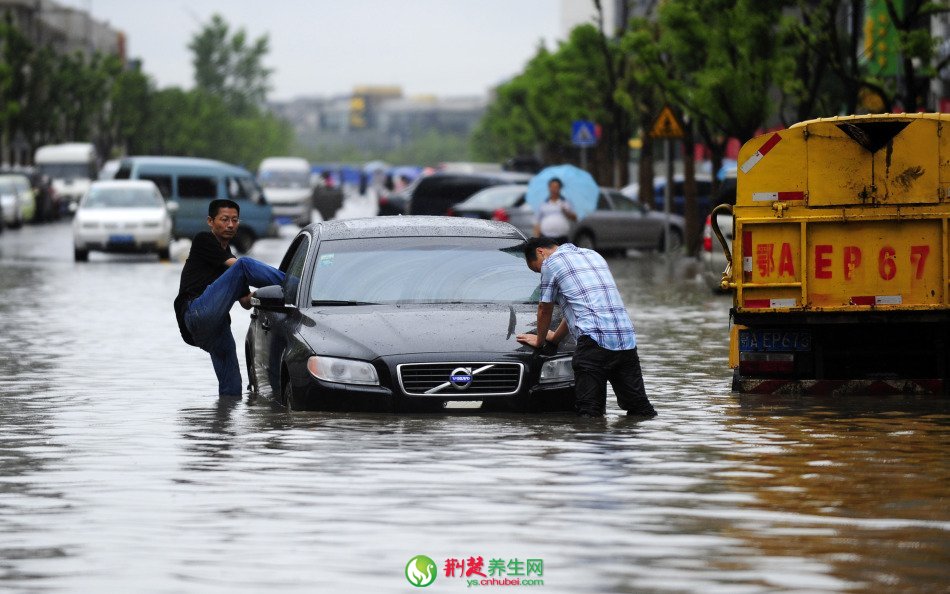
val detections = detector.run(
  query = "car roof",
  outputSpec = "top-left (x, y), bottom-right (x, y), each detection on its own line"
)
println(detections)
top-left (90, 180), bottom-right (159, 190)
top-left (305, 216), bottom-right (526, 241)
top-left (119, 156), bottom-right (251, 175)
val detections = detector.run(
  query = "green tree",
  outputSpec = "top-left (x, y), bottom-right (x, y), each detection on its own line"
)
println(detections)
top-left (189, 13), bottom-right (272, 115)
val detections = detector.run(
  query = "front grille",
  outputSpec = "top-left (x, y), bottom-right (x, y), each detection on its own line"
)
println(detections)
top-left (397, 362), bottom-right (524, 396)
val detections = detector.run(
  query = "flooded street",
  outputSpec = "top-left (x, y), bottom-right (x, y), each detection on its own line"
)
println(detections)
top-left (1, 221), bottom-right (948, 593)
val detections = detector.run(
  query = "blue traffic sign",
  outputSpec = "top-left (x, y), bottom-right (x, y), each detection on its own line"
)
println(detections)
top-left (571, 120), bottom-right (597, 147)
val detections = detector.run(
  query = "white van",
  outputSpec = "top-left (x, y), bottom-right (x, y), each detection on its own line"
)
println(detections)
top-left (35, 143), bottom-right (98, 213)
top-left (257, 156), bottom-right (313, 226)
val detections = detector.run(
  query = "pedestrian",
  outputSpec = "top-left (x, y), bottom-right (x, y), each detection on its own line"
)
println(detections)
top-left (516, 236), bottom-right (656, 418)
top-left (174, 199), bottom-right (285, 397)
top-left (532, 177), bottom-right (576, 244)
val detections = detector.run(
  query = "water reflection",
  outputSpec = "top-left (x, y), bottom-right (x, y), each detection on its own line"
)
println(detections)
top-left (0, 224), bottom-right (947, 592)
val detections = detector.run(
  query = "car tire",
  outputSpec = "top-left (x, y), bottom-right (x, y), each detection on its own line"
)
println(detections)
top-left (233, 228), bottom-right (255, 254)
top-left (574, 231), bottom-right (596, 251)
top-left (245, 342), bottom-right (258, 395)
top-left (9, 212), bottom-right (22, 229)
top-left (74, 248), bottom-right (89, 262)
top-left (281, 378), bottom-right (296, 412)
top-left (660, 228), bottom-right (683, 252)
top-left (158, 245), bottom-right (171, 261)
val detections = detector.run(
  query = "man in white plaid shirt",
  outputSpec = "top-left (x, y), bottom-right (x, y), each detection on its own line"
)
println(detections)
top-left (517, 237), bottom-right (656, 418)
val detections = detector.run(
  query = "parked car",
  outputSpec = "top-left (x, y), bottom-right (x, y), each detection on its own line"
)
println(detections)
top-left (447, 184), bottom-right (533, 235)
top-left (245, 216), bottom-right (576, 412)
top-left (405, 171), bottom-right (532, 216)
top-left (72, 180), bottom-right (175, 262)
top-left (701, 178), bottom-right (736, 292)
top-left (113, 156), bottom-right (276, 253)
top-left (572, 189), bottom-right (685, 253)
top-left (0, 174), bottom-right (30, 229)
top-left (258, 156), bottom-right (313, 226)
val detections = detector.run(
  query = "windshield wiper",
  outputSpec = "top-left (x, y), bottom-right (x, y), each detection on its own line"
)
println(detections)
top-left (311, 300), bottom-right (378, 306)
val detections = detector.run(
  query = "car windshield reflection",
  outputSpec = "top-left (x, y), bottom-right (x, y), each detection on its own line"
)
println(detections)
top-left (309, 237), bottom-right (540, 305)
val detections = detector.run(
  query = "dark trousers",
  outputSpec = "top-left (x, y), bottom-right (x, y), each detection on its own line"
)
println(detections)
top-left (572, 335), bottom-right (653, 416)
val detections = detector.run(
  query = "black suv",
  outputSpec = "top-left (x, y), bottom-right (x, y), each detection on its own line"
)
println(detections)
top-left (403, 171), bottom-right (532, 216)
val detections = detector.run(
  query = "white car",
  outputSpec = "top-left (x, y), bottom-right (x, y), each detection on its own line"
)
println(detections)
top-left (258, 157), bottom-right (313, 226)
top-left (72, 180), bottom-right (175, 262)
top-left (0, 173), bottom-right (33, 229)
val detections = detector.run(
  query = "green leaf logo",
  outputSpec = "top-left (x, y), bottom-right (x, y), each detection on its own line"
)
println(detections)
top-left (405, 555), bottom-right (437, 588)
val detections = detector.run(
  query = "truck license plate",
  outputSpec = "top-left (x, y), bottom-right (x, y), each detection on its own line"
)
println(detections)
top-left (739, 330), bottom-right (812, 352)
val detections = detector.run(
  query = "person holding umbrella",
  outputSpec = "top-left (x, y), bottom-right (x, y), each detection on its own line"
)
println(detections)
top-left (532, 177), bottom-right (576, 244)
top-left (516, 236), bottom-right (656, 419)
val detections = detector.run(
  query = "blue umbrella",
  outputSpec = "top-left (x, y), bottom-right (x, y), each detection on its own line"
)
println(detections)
top-left (526, 164), bottom-right (599, 220)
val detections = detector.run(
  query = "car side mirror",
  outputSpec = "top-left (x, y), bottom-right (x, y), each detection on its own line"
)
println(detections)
top-left (251, 284), bottom-right (286, 310)
top-left (166, 201), bottom-right (179, 213)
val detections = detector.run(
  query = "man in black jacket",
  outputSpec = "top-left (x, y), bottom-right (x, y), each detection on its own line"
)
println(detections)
top-left (174, 199), bottom-right (284, 396)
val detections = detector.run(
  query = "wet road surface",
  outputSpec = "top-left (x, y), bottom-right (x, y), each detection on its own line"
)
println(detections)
top-left (1, 220), bottom-right (948, 593)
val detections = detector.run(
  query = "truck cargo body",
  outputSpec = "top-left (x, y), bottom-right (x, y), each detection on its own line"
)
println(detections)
top-left (721, 113), bottom-right (950, 395)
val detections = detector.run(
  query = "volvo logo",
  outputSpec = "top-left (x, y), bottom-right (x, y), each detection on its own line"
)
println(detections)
top-left (449, 367), bottom-right (474, 389)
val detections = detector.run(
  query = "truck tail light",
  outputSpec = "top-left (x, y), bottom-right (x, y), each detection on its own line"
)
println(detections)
top-left (739, 352), bottom-right (795, 376)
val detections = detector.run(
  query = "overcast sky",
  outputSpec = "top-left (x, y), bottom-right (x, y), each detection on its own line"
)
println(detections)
top-left (58, 0), bottom-right (564, 101)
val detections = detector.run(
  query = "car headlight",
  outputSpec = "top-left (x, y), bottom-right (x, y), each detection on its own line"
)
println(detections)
top-left (539, 357), bottom-right (574, 384)
top-left (307, 355), bottom-right (379, 386)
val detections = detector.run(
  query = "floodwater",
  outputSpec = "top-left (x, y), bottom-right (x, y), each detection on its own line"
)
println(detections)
top-left (1, 219), bottom-right (948, 593)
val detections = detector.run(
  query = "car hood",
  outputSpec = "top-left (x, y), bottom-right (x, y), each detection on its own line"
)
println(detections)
top-left (297, 303), bottom-right (552, 360)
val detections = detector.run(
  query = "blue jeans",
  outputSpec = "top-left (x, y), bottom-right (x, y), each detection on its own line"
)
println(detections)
top-left (184, 258), bottom-right (285, 396)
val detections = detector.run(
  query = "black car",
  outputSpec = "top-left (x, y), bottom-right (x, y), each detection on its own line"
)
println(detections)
top-left (402, 171), bottom-right (532, 217)
top-left (245, 216), bottom-right (576, 412)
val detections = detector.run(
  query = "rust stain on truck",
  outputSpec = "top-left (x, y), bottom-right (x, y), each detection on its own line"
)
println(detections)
top-left (713, 113), bottom-right (950, 396)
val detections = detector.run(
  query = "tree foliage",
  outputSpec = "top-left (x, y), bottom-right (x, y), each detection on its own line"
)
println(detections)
top-left (189, 14), bottom-right (272, 116)
top-left (0, 12), bottom-right (292, 169)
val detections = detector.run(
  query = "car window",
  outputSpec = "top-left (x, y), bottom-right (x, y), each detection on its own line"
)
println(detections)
top-left (228, 176), bottom-right (263, 202)
top-left (460, 186), bottom-right (524, 209)
top-left (610, 192), bottom-right (642, 213)
top-left (596, 193), bottom-right (611, 211)
top-left (83, 187), bottom-right (165, 208)
top-left (281, 236), bottom-right (310, 305)
top-left (178, 175), bottom-right (217, 199)
top-left (114, 164), bottom-right (132, 179)
top-left (140, 174), bottom-right (172, 199)
top-left (310, 237), bottom-right (539, 305)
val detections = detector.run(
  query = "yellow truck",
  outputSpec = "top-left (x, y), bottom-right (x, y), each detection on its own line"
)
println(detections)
top-left (712, 113), bottom-right (949, 395)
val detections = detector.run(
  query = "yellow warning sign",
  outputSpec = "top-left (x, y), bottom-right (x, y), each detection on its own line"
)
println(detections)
top-left (650, 106), bottom-right (685, 139)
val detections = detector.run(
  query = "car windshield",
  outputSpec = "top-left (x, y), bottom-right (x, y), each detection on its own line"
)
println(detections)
top-left (460, 187), bottom-right (524, 209)
top-left (83, 187), bottom-right (163, 208)
top-left (37, 163), bottom-right (91, 179)
top-left (310, 237), bottom-right (540, 305)
top-left (259, 170), bottom-right (310, 188)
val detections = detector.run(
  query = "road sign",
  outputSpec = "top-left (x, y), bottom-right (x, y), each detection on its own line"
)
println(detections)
top-left (572, 120), bottom-right (597, 147)
top-left (650, 106), bottom-right (685, 139)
